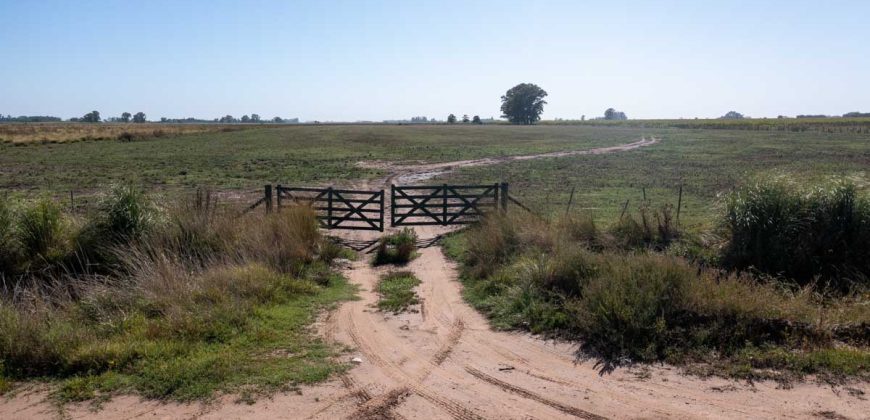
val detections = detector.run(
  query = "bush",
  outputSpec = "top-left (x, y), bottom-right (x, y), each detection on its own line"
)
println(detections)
top-left (610, 204), bottom-right (679, 250)
top-left (0, 199), bottom-right (17, 275)
top-left (76, 185), bottom-right (157, 266)
top-left (15, 198), bottom-right (70, 270)
top-left (373, 228), bottom-right (418, 265)
top-left (723, 177), bottom-right (870, 292)
top-left (455, 211), bottom-right (864, 378)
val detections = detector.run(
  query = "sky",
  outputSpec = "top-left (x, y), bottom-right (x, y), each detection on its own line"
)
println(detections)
top-left (1, 0), bottom-right (868, 121)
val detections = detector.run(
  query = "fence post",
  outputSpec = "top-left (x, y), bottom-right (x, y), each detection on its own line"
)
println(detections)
top-left (379, 190), bottom-right (385, 232)
top-left (327, 187), bottom-right (334, 228)
top-left (676, 184), bottom-right (683, 224)
top-left (442, 184), bottom-right (448, 225)
top-left (276, 184), bottom-right (282, 211)
top-left (565, 186), bottom-right (576, 215)
top-left (499, 182), bottom-right (509, 212)
top-left (69, 191), bottom-right (75, 210)
top-left (264, 184), bottom-right (273, 214)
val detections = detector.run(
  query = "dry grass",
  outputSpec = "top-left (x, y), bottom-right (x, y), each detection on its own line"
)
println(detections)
top-left (0, 191), bottom-right (354, 402)
top-left (0, 123), bottom-right (248, 144)
top-left (446, 209), bottom-right (869, 380)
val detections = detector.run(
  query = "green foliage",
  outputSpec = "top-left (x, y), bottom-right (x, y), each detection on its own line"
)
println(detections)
top-left (500, 83), bottom-right (548, 125)
top-left (95, 185), bottom-right (156, 242)
top-left (373, 228), bottom-right (417, 266)
top-left (0, 198), bottom-right (17, 275)
top-left (453, 212), bottom-right (868, 379)
top-left (723, 176), bottom-right (870, 292)
top-left (0, 189), bottom-right (356, 403)
top-left (376, 271), bottom-right (422, 313)
top-left (15, 198), bottom-right (69, 268)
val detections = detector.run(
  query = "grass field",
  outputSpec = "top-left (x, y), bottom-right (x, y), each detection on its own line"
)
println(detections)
top-left (0, 123), bottom-right (250, 144)
top-left (0, 124), bottom-right (640, 194)
top-left (1, 123), bottom-right (868, 227)
top-left (434, 127), bottom-right (870, 227)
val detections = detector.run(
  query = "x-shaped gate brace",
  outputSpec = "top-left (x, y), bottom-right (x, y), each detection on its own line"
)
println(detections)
top-left (258, 183), bottom-right (508, 231)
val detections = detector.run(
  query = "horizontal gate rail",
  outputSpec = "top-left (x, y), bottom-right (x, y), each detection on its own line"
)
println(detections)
top-left (391, 183), bottom-right (505, 226)
top-left (276, 185), bottom-right (384, 231)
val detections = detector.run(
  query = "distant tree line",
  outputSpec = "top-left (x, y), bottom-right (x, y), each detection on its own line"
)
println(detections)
top-left (0, 115), bottom-right (62, 122)
top-left (445, 113), bottom-right (483, 124)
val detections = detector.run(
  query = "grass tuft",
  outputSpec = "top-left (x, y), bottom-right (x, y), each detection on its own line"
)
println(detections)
top-left (373, 228), bottom-right (417, 266)
top-left (375, 271), bottom-right (422, 314)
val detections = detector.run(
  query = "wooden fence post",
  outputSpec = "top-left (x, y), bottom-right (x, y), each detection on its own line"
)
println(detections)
top-left (499, 182), bottom-right (509, 212)
top-left (327, 187), bottom-right (334, 228)
top-left (676, 184), bottom-right (683, 224)
top-left (619, 199), bottom-right (630, 220)
top-left (264, 184), bottom-right (273, 214)
top-left (565, 186), bottom-right (576, 215)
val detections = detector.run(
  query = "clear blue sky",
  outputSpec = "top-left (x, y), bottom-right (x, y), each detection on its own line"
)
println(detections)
top-left (1, 0), bottom-right (868, 121)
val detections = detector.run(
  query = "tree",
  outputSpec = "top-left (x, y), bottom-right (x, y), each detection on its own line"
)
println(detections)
top-left (132, 112), bottom-right (146, 123)
top-left (120, 112), bottom-right (131, 123)
top-left (604, 108), bottom-right (627, 120)
top-left (472, 115), bottom-right (482, 124)
top-left (721, 111), bottom-right (744, 119)
top-left (447, 114), bottom-right (457, 124)
top-left (219, 115), bottom-right (235, 123)
top-left (81, 110), bottom-right (101, 123)
top-left (272, 116), bottom-right (283, 123)
top-left (500, 83), bottom-right (547, 124)
top-left (461, 114), bottom-right (470, 123)
top-left (251, 114), bottom-right (261, 123)
top-left (241, 115), bottom-right (251, 123)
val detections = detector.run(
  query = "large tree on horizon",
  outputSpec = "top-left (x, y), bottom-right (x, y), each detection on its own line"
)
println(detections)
top-left (500, 83), bottom-right (547, 125)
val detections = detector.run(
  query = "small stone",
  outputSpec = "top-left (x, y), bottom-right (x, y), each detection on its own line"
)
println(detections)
top-left (351, 357), bottom-right (363, 364)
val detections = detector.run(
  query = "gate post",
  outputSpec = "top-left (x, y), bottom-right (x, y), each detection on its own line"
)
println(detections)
top-left (442, 184), bottom-right (449, 225)
top-left (379, 190), bottom-right (385, 232)
top-left (264, 184), bottom-right (273, 214)
top-left (499, 182), bottom-right (509, 213)
top-left (327, 187), bottom-right (334, 229)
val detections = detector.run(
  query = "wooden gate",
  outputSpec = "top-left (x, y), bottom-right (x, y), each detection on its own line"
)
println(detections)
top-left (391, 183), bottom-right (506, 226)
top-left (276, 186), bottom-right (384, 231)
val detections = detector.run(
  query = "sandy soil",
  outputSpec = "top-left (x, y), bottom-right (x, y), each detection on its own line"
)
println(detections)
top-left (3, 137), bottom-right (868, 419)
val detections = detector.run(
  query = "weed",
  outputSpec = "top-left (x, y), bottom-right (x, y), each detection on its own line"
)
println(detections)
top-left (376, 271), bottom-right (422, 313)
top-left (373, 228), bottom-right (417, 266)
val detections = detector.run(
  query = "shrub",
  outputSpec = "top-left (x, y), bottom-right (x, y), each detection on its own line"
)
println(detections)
top-left (569, 254), bottom-right (694, 361)
top-left (373, 228), bottom-right (417, 266)
top-left (15, 198), bottom-right (70, 269)
top-left (0, 199), bottom-right (17, 275)
top-left (610, 204), bottom-right (679, 250)
top-left (723, 177), bottom-right (870, 292)
top-left (77, 185), bottom-right (157, 266)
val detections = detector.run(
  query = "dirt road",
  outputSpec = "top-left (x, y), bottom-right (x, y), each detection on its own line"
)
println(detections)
top-left (3, 138), bottom-right (868, 419)
top-left (360, 136), bottom-right (659, 185)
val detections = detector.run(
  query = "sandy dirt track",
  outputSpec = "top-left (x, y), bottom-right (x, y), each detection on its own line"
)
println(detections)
top-left (3, 138), bottom-right (868, 419)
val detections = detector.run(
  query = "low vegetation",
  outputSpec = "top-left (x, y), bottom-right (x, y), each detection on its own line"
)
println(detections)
top-left (373, 228), bottom-right (418, 266)
top-left (444, 178), bottom-right (869, 382)
top-left (0, 188), bottom-right (354, 403)
top-left (375, 271), bottom-right (422, 314)
top-left (722, 176), bottom-right (870, 293)
top-left (0, 123), bottom-right (246, 144)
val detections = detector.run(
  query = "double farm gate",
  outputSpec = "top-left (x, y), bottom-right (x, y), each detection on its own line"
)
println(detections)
top-left (257, 183), bottom-right (509, 231)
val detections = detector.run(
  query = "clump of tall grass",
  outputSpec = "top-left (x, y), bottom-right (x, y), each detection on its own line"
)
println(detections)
top-left (723, 176), bottom-right (870, 293)
top-left (373, 228), bottom-right (418, 266)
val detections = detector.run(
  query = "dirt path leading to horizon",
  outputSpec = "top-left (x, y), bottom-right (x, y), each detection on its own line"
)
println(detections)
top-left (360, 136), bottom-right (659, 185)
top-left (3, 137), bottom-right (868, 419)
